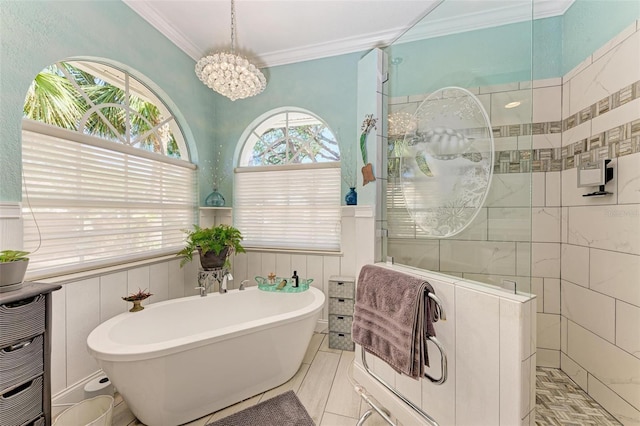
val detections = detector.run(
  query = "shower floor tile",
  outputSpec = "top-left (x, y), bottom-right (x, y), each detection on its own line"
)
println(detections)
top-left (536, 367), bottom-right (621, 425)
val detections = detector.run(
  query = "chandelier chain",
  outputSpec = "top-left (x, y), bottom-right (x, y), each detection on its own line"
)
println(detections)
top-left (230, 0), bottom-right (236, 54)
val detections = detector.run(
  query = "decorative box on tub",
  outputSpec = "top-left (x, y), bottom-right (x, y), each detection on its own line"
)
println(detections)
top-left (328, 276), bottom-right (355, 351)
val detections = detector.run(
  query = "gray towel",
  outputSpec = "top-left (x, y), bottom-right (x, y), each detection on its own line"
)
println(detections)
top-left (351, 264), bottom-right (440, 379)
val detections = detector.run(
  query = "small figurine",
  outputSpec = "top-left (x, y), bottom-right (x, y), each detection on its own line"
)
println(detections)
top-left (268, 272), bottom-right (276, 284)
top-left (360, 114), bottom-right (377, 186)
top-left (122, 288), bottom-right (153, 312)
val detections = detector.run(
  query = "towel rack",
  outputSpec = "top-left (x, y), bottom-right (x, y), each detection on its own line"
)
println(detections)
top-left (357, 289), bottom-right (447, 426)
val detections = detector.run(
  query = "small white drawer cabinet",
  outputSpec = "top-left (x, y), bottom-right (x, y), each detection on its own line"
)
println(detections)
top-left (0, 282), bottom-right (61, 426)
top-left (328, 276), bottom-right (355, 351)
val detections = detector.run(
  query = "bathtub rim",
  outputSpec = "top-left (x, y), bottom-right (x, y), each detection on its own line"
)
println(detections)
top-left (87, 286), bottom-right (324, 362)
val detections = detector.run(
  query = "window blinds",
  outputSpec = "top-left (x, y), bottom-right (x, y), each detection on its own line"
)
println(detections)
top-left (234, 164), bottom-right (341, 251)
top-left (21, 122), bottom-right (196, 276)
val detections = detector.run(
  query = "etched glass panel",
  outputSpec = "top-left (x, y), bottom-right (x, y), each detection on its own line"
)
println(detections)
top-left (399, 87), bottom-right (494, 237)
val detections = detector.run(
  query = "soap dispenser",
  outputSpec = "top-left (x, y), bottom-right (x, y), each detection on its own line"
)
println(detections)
top-left (292, 270), bottom-right (299, 288)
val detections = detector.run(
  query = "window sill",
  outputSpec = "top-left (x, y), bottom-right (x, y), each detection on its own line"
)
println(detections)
top-left (27, 253), bottom-right (180, 285)
top-left (243, 247), bottom-right (342, 257)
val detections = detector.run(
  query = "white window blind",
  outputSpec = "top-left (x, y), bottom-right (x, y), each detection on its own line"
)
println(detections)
top-left (21, 122), bottom-right (197, 276)
top-left (234, 164), bottom-right (341, 251)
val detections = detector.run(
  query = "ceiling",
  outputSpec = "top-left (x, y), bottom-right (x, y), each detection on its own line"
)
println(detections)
top-left (123, 0), bottom-right (574, 68)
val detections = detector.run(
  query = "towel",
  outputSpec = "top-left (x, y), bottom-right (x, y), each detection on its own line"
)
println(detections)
top-left (351, 264), bottom-right (441, 379)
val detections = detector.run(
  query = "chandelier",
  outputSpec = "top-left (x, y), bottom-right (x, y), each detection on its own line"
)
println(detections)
top-left (195, 0), bottom-right (267, 101)
top-left (388, 111), bottom-right (417, 137)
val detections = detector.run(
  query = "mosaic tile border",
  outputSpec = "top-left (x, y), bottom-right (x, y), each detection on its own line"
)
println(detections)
top-left (389, 80), bottom-right (640, 174)
top-left (564, 80), bottom-right (640, 132)
top-left (494, 118), bottom-right (640, 173)
top-left (492, 121), bottom-right (562, 138)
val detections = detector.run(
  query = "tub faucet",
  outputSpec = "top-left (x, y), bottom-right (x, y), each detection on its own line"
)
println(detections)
top-left (220, 272), bottom-right (233, 294)
top-left (239, 280), bottom-right (248, 291)
top-left (195, 281), bottom-right (212, 297)
top-left (195, 272), bottom-right (215, 297)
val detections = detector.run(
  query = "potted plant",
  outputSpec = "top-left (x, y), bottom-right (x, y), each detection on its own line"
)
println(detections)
top-left (0, 250), bottom-right (30, 291)
top-left (177, 224), bottom-right (245, 270)
top-left (122, 288), bottom-right (153, 312)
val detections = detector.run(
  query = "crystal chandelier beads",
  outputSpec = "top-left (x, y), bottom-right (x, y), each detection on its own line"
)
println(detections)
top-left (195, 0), bottom-right (266, 101)
top-left (388, 111), bottom-right (417, 137)
top-left (195, 52), bottom-right (266, 101)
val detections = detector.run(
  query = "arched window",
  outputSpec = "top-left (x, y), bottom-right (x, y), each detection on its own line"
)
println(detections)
top-left (234, 109), bottom-right (341, 251)
top-left (22, 61), bottom-right (196, 276)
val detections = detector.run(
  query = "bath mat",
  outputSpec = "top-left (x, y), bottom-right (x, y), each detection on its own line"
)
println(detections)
top-left (206, 390), bottom-right (314, 426)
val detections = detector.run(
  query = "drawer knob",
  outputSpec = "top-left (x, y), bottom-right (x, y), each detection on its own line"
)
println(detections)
top-left (337, 316), bottom-right (344, 320)
top-left (337, 282), bottom-right (344, 286)
top-left (338, 333), bottom-right (345, 337)
top-left (338, 299), bottom-right (345, 302)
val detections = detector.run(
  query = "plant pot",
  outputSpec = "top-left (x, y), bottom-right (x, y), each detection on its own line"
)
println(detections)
top-left (197, 247), bottom-right (229, 270)
top-left (0, 259), bottom-right (29, 292)
top-left (129, 300), bottom-right (144, 312)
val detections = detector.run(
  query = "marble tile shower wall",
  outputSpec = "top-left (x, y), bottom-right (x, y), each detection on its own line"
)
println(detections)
top-left (559, 22), bottom-right (640, 425)
top-left (388, 21), bottom-right (640, 425)
top-left (388, 79), bottom-right (562, 295)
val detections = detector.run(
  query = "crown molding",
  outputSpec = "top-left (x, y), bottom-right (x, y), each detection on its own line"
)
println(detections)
top-left (399, 0), bottom-right (575, 44)
top-left (124, 0), bottom-right (575, 68)
top-left (123, 0), bottom-right (202, 61)
top-left (535, 0), bottom-right (575, 19)
top-left (260, 28), bottom-right (403, 68)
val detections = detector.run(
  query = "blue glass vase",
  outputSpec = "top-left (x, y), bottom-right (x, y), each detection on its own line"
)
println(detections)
top-left (345, 187), bottom-right (357, 205)
top-left (205, 190), bottom-right (225, 207)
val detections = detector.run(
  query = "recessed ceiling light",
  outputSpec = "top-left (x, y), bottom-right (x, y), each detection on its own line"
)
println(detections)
top-left (505, 101), bottom-right (521, 109)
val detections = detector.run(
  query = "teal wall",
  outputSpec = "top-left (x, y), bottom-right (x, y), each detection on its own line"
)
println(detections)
top-left (386, 0), bottom-right (640, 98)
top-left (533, 16), bottom-right (563, 80)
top-left (211, 52), bottom-right (361, 203)
top-left (562, 0), bottom-right (640, 74)
top-left (385, 17), bottom-right (565, 98)
top-left (0, 0), bottom-right (217, 203)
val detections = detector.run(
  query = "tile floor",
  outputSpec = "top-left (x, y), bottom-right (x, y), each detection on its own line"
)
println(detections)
top-left (109, 333), bottom-right (620, 426)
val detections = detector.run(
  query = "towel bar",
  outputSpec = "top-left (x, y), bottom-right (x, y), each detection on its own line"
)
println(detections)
top-left (357, 289), bottom-right (447, 426)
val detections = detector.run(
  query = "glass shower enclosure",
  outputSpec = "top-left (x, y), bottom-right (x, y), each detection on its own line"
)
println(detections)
top-left (384, 0), bottom-right (536, 294)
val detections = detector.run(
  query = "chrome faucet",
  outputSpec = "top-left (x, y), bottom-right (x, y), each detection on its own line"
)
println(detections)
top-left (239, 279), bottom-right (248, 290)
top-left (196, 270), bottom-right (217, 297)
top-left (195, 274), bottom-right (214, 297)
top-left (220, 272), bottom-right (233, 293)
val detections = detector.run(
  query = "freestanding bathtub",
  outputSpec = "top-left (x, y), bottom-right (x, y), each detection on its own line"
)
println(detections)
top-left (87, 286), bottom-right (324, 426)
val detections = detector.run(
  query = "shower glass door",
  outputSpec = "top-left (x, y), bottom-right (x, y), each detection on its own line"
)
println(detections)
top-left (384, 0), bottom-right (535, 294)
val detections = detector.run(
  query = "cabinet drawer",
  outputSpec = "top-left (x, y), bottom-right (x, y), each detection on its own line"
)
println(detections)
top-left (0, 376), bottom-right (43, 426)
top-left (0, 295), bottom-right (46, 347)
top-left (328, 331), bottom-right (355, 351)
top-left (30, 417), bottom-right (46, 426)
top-left (328, 280), bottom-right (355, 298)
top-left (328, 297), bottom-right (354, 315)
top-left (0, 335), bottom-right (44, 393)
top-left (328, 314), bottom-right (353, 333)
